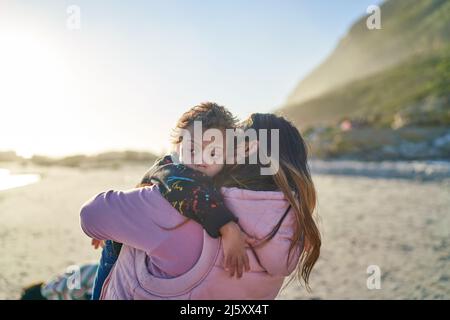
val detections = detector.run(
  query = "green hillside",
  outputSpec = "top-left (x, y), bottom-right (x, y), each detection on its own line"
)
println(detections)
top-left (279, 0), bottom-right (450, 160)
top-left (286, 0), bottom-right (450, 105)
top-left (281, 47), bottom-right (450, 129)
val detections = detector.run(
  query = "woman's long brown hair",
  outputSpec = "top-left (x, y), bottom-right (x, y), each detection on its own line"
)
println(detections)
top-left (226, 113), bottom-right (321, 290)
top-left (273, 160), bottom-right (320, 290)
top-left (139, 112), bottom-right (321, 289)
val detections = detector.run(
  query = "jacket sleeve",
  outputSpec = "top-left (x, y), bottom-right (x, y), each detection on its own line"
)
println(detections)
top-left (150, 163), bottom-right (238, 238)
top-left (80, 186), bottom-right (175, 253)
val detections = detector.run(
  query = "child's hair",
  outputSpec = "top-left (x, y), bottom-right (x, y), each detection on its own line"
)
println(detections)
top-left (171, 102), bottom-right (237, 144)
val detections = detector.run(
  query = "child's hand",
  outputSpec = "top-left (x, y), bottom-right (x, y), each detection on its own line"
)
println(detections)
top-left (91, 238), bottom-right (105, 250)
top-left (219, 222), bottom-right (254, 278)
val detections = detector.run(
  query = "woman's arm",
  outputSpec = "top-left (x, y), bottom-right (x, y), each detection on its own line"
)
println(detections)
top-left (80, 185), bottom-right (180, 253)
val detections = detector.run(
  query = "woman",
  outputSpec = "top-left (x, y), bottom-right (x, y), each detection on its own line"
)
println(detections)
top-left (80, 113), bottom-right (321, 299)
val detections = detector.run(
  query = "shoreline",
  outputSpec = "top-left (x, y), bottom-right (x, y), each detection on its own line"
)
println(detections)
top-left (0, 168), bottom-right (41, 192)
top-left (2, 159), bottom-right (450, 190)
top-left (309, 159), bottom-right (450, 181)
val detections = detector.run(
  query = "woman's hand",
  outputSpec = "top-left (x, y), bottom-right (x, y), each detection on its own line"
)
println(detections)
top-left (219, 222), bottom-right (255, 278)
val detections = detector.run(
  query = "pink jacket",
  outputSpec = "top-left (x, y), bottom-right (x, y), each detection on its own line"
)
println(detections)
top-left (80, 186), bottom-right (301, 300)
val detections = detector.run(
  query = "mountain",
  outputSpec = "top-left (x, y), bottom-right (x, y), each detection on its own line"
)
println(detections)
top-left (285, 0), bottom-right (449, 107)
top-left (279, 0), bottom-right (450, 160)
top-left (282, 47), bottom-right (449, 128)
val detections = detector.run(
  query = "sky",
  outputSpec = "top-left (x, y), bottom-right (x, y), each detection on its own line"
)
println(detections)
top-left (0, 0), bottom-right (383, 157)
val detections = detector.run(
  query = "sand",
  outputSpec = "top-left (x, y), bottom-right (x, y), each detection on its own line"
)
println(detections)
top-left (0, 162), bottom-right (449, 299)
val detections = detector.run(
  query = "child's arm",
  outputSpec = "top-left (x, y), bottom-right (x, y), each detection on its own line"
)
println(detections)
top-left (145, 159), bottom-right (238, 238)
top-left (220, 222), bottom-right (251, 278)
top-left (145, 157), bottom-right (252, 277)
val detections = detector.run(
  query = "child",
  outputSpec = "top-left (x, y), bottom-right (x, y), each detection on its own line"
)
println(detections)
top-left (90, 102), bottom-right (253, 300)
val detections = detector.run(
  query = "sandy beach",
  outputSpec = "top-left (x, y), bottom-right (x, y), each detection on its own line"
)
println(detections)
top-left (0, 162), bottom-right (449, 299)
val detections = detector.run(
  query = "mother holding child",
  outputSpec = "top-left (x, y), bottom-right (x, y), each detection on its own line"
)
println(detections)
top-left (80, 102), bottom-right (321, 300)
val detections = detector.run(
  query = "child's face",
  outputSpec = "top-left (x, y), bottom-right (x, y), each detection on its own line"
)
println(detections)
top-left (178, 128), bottom-right (226, 177)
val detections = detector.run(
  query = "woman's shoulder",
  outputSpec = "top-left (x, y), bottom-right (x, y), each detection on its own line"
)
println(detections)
top-left (220, 187), bottom-right (286, 201)
top-left (219, 187), bottom-right (296, 247)
top-left (219, 187), bottom-right (292, 220)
